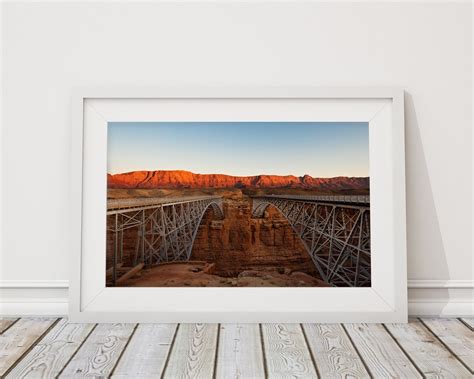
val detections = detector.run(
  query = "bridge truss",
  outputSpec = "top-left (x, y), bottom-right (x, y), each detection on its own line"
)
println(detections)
top-left (107, 196), bottom-right (224, 284)
top-left (252, 195), bottom-right (371, 287)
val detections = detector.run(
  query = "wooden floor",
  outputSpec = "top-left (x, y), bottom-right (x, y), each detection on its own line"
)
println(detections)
top-left (0, 318), bottom-right (472, 378)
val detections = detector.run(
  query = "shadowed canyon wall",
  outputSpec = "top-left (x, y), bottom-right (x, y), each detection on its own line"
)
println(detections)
top-left (190, 193), bottom-right (319, 277)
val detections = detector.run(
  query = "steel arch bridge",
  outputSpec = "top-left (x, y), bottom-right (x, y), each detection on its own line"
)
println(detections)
top-left (252, 195), bottom-right (371, 287)
top-left (107, 196), bottom-right (224, 283)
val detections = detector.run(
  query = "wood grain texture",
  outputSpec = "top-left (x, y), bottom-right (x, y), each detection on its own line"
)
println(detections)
top-left (0, 318), bottom-right (18, 334)
top-left (5, 319), bottom-right (95, 379)
top-left (215, 324), bottom-right (265, 379)
top-left (59, 323), bottom-right (135, 378)
top-left (0, 318), bottom-right (57, 376)
top-left (421, 318), bottom-right (474, 371)
top-left (261, 323), bottom-right (318, 378)
top-left (163, 323), bottom-right (218, 379)
top-left (386, 319), bottom-right (472, 378)
top-left (303, 323), bottom-right (369, 378)
top-left (344, 323), bottom-right (421, 378)
top-left (460, 318), bottom-right (474, 330)
top-left (4, 318), bottom-right (474, 378)
top-left (112, 323), bottom-right (177, 378)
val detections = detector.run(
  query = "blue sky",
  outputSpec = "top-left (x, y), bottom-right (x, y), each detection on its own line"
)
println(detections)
top-left (107, 122), bottom-right (369, 178)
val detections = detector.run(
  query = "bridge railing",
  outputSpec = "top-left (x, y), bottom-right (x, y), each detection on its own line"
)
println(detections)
top-left (107, 195), bottom-right (223, 212)
top-left (252, 194), bottom-right (370, 204)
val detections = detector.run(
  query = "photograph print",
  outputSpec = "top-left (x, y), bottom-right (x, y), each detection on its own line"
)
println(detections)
top-left (106, 122), bottom-right (371, 288)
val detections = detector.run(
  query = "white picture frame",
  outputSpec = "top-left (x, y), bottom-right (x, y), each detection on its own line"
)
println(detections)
top-left (69, 87), bottom-right (407, 323)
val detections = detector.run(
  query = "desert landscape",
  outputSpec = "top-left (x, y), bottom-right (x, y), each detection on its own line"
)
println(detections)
top-left (106, 170), bottom-right (369, 287)
top-left (105, 121), bottom-right (371, 287)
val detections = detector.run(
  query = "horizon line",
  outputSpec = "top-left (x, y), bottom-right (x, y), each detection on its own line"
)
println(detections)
top-left (107, 169), bottom-right (369, 179)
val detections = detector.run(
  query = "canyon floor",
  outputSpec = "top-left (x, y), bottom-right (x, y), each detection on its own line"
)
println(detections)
top-left (119, 261), bottom-right (329, 287)
top-left (107, 188), bottom-right (360, 287)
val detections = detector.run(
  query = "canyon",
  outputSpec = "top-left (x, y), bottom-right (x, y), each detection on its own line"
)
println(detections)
top-left (106, 168), bottom-right (370, 287)
top-left (190, 191), bottom-right (319, 278)
top-left (107, 189), bottom-right (332, 287)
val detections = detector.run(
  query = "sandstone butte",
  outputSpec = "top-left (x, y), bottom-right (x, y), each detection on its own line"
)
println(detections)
top-left (107, 170), bottom-right (369, 190)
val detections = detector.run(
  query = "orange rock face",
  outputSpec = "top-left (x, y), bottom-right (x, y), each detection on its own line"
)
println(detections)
top-left (108, 170), bottom-right (369, 191)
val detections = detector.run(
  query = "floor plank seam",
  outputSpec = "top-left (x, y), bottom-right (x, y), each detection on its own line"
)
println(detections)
top-left (258, 324), bottom-right (268, 378)
top-left (159, 323), bottom-right (179, 379)
top-left (212, 323), bottom-right (221, 379)
top-left (381, 323), bottom-right (426, 378)
top-left (299, 324), bottom-right (321, 378)
top-left (340, 324), bottom-right (374, 379)
top-left (55, 321), bottom-right (98, 378)
top-left (458, 318), bottom-right (474, 332)
top-left (419, 318), bottom-right (474, 374)
top-left (2, 318), bottom-right (60, 378)
top-left (109, 323), bottom-right (139, 377)
top-left (0, 319), bottom-right (19, 335)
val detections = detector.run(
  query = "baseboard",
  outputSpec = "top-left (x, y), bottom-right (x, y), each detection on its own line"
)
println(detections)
top-left (407, 279), bottom-right (473, 317)
top-left (0, 280), bottom-right (69, 316)
top-left (408, 300), bottom-right (473, 317)
top-left (0, 298), bottom-right (69, 316)
top-left (1, 280), bottom-right (472, 317)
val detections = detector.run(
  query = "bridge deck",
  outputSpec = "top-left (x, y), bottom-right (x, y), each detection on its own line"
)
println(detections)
top-left (251, 194), bottom-right (370, 205)
top-left (107, 195), bottom-right (222, 212)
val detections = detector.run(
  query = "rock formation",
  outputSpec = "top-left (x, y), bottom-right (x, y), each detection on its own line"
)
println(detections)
top-left (190, 193), bottom-right (320, 278)
top-left (108, 170), bottom-right (369, 191)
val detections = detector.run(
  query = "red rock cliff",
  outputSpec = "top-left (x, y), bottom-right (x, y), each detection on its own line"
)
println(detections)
top-left (108, 170), bottom-right (369, 191)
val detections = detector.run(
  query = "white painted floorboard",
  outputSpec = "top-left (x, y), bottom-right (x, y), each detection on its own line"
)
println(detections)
top-left (302, 323), bottom-right (370, 378)
top-left (0, 318), bottom-right (57, 377)
top-left (5, 319), bottom-right (95, 379)
top-left (163, 323), bottom-right (218, 379)
top-left (216, 323), bottom-right (265, 378)
top-left (261, 323), bottom-right (318, 378)
top-left (421, 318), bottom-right (474, 372)
top-left (58, 323), bottom-right (136, 378)
top-left (112, 323), bottom-right (178, 378)
top-left (386, 320), bottom-right (472, 378)
top-left (344, 323), bottom-right (422, 378)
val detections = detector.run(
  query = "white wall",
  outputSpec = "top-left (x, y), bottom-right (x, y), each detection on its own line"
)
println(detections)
top-left (1, 1), bottom-right (472, 315)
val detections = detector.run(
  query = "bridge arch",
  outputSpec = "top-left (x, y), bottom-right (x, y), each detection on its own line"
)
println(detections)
top-left (251, 196), bottom-right (371, 287)
top-left (206, 201), bottom-right (224, 220)
top-left (107, 196), bottom-right (224, 271)
top-left (187, 199), bottom-right (224, 259)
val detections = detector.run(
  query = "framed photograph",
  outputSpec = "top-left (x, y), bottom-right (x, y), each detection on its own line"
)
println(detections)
top-left (70, 87), bottom-right (407, 323)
